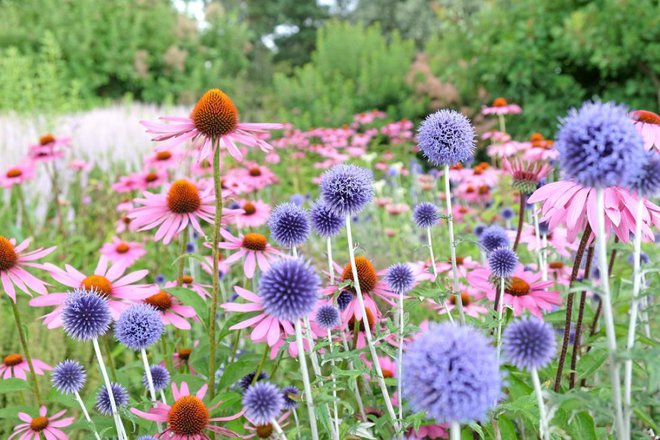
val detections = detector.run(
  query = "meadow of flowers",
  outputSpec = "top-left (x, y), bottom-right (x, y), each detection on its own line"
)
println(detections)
top-left (0, 90), bottom-right (658, 440)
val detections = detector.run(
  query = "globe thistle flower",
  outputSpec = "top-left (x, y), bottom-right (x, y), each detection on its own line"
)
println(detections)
top-left (556, 101), bottom-right (645, 189)
top-left (268, 203), bottom-right (311, 248)
top-left (52, 360), bottom-right (86, 394)
top-left (144, 365), bottom-right (170, 392)
top-left (259, 258), bottom-right (320, 322)
top-left (61, 289), bottom-right (111, 341)
top-left (281, 385), bottom-right (300, 410)
top-left (385, 263), bottom-right (415, 294)
top-left (628, 151), bottom-right (660, 197)
top-left (479, 225), bottom-right (510, 253)
top-left (413, 202), bottom-right (440, 228)
top-left (137, 437), bottom-right (157, 440)
top-left (243, 382), bottom-right (285, 425)
top-left (488, 248), bottom-right (518, 278)
top-left (238, 371), bottom-right (269, 392)
top-left (500, 207), bottom-right (515, 221)
top-left (320, 164), bottom-right (374, 216)
top-left (401, 323), bottom-right (502, 423)
top-left (115, 304), bottom-right (164, 351)
top-left (417, 109), bottom-right (476, 166)
top-left (310, 199), bottom-right (344, 238)
top-left (336, 290), bottom-right (353, 311)
top-left (315, 305), bottom-right (340, 330)
top-left (502, 318), bottom-right (556, 370)
top-left (474, 224), bottom-right (486, 237)
top-left (96, 383), bottom-right (129, 415)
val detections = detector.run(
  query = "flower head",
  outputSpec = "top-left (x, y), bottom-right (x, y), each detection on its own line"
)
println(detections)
top-left (417, 109), bottom-right (475, 166)
top-left (502, 318), bottom-right (556, 370)
top-left (1, 353), bottom-right (51, 380)
top-left (479, 225), bottom-right (510, 252)
top-left (259, 258), bottom-right (320, 322)
top-left (62, 289), bottom-right (111, 340)
top-left (310, 199), bottom-right (344, 237)
top-left (402, 323), bottom-right (502, 423)
top-left (336, 290), bottom-right (353, 311)
top-left (281, 385), bottom-right (300, 410)
top-left (52, 360), bottom-right (86, 394)
top-left (1, 162), bottom-right (35, 188)
top-left (315, 304), bottom-right (341, 330)
top-left (238, 371), bottom-right (269, 392)
top-left (144, 365), bottom-right (171, 392)
top-left (115, 304), bottom-right (164, 350)
top-left (96, 382), bottom-right (129, 415)
top-left (630, 109), bottom-right (660, 151)
top-left (503, 158), bottom-right (551, 194)
top-left (385, 263), bottom-right (415, 294)
top-left (557, 101), bottom-right (645, 188)
top-left (488, 248), bottom-right (518, 278)
top-left (0, 236), bottom-right (55, 301)
top-left (320, 164), bottom-right (374, 216)
top-left (628, 151), bottom-right (660, 198)
top-left (243, 382), bottom-right (285, 425)
top-left (10, 406), bottom-right (74, 440)
top-left (413, 202), bottom-right (440, 228)
top-left (501, 207), bottom-right (515, 220)
top-left (268, 203), bottom-right (311, 248)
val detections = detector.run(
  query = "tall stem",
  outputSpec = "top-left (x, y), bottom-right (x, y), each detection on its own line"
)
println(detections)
top-left (397, 285), bottom-right (405, 423)
top-left (92, 338), bottom-right (127, 440)
top-left (327, 330), bottom-right (340, 438)
top-left (208, 138), bottom-right (223, 400)
top-left (531, 368), bottom-right (550, 440)
top-left (177, 232), bottom-right (187, 283)
top-left (495, 277), bottom-right (505, 363)
top-left (443, 165), bottom-right (465, 324)
top-left (252, 344), bottom-right (270, 385)
top-left (427, 227), bottom-right (453, 323)
top-left (75, 391), bottom-right (102, 440)
top-left (532, 208), bottom-right (547, 281)
top-left (327, 237), bottom-right (335, 285)
top-left (10, 300), bottom-right (42, 404)
top-left (272, 419), bottom-right (288, 440)
top-left (450, 422), bottom-right (461, 440)
top-left (16, 185), bottom-right (33, 236)
top-left (340, 329), bottom-right (366, 419)
top-left (512, 193), bottom-right (526, 252)
top-left (141, 349), bottom-right (162, 432)
top-left (595, 188), bottom-right (625, 440)
top-left (569, 245), bottom-right (594, 389)
top-left (295, 320), bottom-right (319, 440)
top-left (345, 215), bottom-right (400, 431)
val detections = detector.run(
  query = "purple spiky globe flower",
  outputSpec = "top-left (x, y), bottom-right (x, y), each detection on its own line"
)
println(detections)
top-left (628, 151), bottom-right (660, 197)
top-left (417, 109), bottom-right (476, 166)
top-left (556, 101), bottom-right (645, 189)
top-left (238, 370), bottom-right (269, 392)
top-left (281, 385), bottom-right (300, 410)
top-left (401, 323), bottom-right (502, 423)
top-left (268, 202), bottom-right (311, 248)
top-left (243, 381), bottom-right (285, 425)
top-left (479, 225), bottom-right (510, 253)
top-left (488, 248), bottom-right (518, 278)
top-left (320, 164), bottom-right (374, 216)
top-left (62, 289), bottom-right (111, 341)
top-left (96, 382), bottom-right (129, 415)
top-left (336, 290), bottom-right (353, 311)
top-left (144, 365), bottom-right (170, 392)
top-left (385, 263), bottom-right (415, 294)
top-left (501, 207), bottom-right (515, 221)
top-left (115, 304), bottom-right (164, 351)
top-left (52, 360), bottom-right (86, 394)
top-left (502, 318), bottom-right (557, 371)
top-left (259, 258), bottom-right (320, 322)
top-left (315, 304), bottom-right (341, 330)
top-left (413, 202), bottom-right (440, 228)
top-left (310, 199), bottom-right (344, 238)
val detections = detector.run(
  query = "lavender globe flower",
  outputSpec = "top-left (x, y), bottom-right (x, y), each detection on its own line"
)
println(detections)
top-left (386, 263), bottom-right (415, 294)
top-left (315, 305), bottom-right (341, 330)
top-left (628, 151), bottom-right (660, 197)
top-left (115, 304), bottom-right (164, 351)
top-left (488, 248), bottom-right (518, 278)
top-left (239, 370), bottom-right (269, 392)
top-left (479, 225), bottom-right (510, 252)
top-left (281, 385), bottom-right (300, 410)
top-left (96, 383), bottom-right (129, 416)
top-left (143, 365), bottom-right (170, 392)
top-left (474, 224), bottom-right (486, 237)
top-left (62, 289), bottom-right (111, 341)
top-left (501, 207), bottom-right (515, 221)
top-left (137, 437), bottom-right (157, 440)
top-left (320, 164), bottom-right (374, 216)
top-left (401, 323), bottom-right (502, 423)
top-left (310, 199), bottom-right (344, 238)
top-left (259, 258), bottom-right (320, 322)
top-left (413, 202), bottom-right (440, 228)
top-left (243, 381), bottom-right (285, 425)
top-left (336, 290), bottom-right (353, 311)
top-left (556, 101), bottom-right (645, 188)
top-left (52, 360), bottom-right (86, 394)
top-left (417, 109), bottom-right (476, 166)
top-left (268, 202), bottom-right (311, 248)
top-left (502, 318), bottom-right (557, 370)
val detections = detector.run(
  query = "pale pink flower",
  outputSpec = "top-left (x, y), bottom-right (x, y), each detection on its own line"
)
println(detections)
top-left (482, 98), bottom-right (522, 115)
top-left (407, 424), bottom-right (449, 439)
top-left (1, 163), bottom-right (36, 188)
top-left (230, 199), bottom-right (271, 228)
top-left (243, 412), bottom-right (290, 439)
top-left (630, 110), bottom-right (660, 151)
top-left (144, 149), bottom-right (185, 169)
top-left (0, 237), bottom-right (55, 301)
top-left (433, 256), bottom-right (480, 279)
top-left (69, 159), bottom-right (91, 172)
top-left (487, 141), bottom-right (526, 158)
top-left (236, 163), bottom-right (279, 191)
top-left (215, 230), bottom-right (284, 279)
top-left (9, 406), bottom-right (74, 440)
top-left (431, 287), bottom-right (488, 318)
top-left (508, 225), bottom-right (577, 258)
top-left (144, 284), bottom-right (196, 330)
top-left (99, 237), bottom-right (146, 267)
top-left (1, 353), bottom-right (51, 380)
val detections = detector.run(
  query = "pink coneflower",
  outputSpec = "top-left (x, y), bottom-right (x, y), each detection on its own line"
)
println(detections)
top-left (144, 149), bottom-right (185, 169)
top-left (467, 265), bottom-right (562, 317)
top-left (406, 424), bottom-right (449, 439)
top-left (141, 88), bottom-right (283, 162)
top-left (30, 256), bottom-right (158, 327)
top-left (230, 199), bottom-right (271, 228)
top-left (131, 382), bottom-right (242, 439)
top-left (503, 157), bottom-right (551, 194)
top-left (69, 159), bottom-right (91, 172)
top-left (481, 130), bottom-right (511, 143)
top-left (143, 288), bottom-right (196, 330)
top-left (243, 412), bottom-right (290, 439)
top-left (630, 110), bottom-right (660, 151)
top-left (1, 353), bottom-right (51, 380)
top-left (482, 97), bottom-right (522, 115)
top-left (487, 140), bottom-right (525, 159)
top-left (1, 163), bottom-right (36, 188)
top-left (215, 230), bottom-right (283, 279)
top-left (237, 163), bottom-right (279, 191)
top-left (99, 237), bottom-right (146, 267)
top-left (0, 237), bottom-right (55, 301)
top-left (9, 406), bottom-right (74, 440)
top-left (431, 289), bottom-right (488, 318)
top-left (547, 261), bottom-right (572, 285)
top-left (510, 225), bottom-right (577, 258)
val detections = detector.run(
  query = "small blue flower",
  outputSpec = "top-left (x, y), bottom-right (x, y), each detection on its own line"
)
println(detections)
top-left (479, 225), bottom-right (510, 253)
top-left (628, 151), bottom-right (660, 197)
top-left (500, 207), bottom-right (515, 221)
top-left (238, 370), bottom-right (269, 392)
top-left (96, 382), bottom-right (129, 415)
top-left (413, 203), bottom-right (440, 229)
top-left (320, 164), bottom-right (374, 216)
top-left (474, 224), bottom-right (486, 237)
top-left (144, 365), bottom-right (170, 392)
top-left (417, 109), bottom-right (476, 166)
top-left (62, 289), bottom-right (111, 341)
top-left (281, 385), bottom-right (300, 410)
top-left (290, 193), bottom-right (305, 206)
top-left (243, 382), bottom-right (285, 425)
top-left (336, 290), bottom-right (353, 311)
top-left (259, 258), bottom-right (320, 322)
top-left (385, 263), bottom-right (415, 294)
top-left (502, 318), bottom-right (557, 370)
top-left (268, 203), bottom-right (311, 248)
top-left (115, 304), bottom-right (164, 351)
top-left (310, 199), bottom-right (344, 238)
top-left (488, 248), bottom-right (518, 278)
top-left (52, 360), bottom-right (86, 394)
top-left (315, 305), bottom-right (340, 330)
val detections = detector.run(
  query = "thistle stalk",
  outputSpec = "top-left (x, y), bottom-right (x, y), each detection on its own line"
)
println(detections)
top-left (294, 320), bottom-right (319, 440)
top-left (443, 165), bottom-right (465, 324)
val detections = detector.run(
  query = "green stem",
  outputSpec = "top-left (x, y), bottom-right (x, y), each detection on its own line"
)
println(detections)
top-left (177, 232), bottom-right (187, 283)
top-left (161, 337), bottom-right (173, 371)
top-left (512, 192), bottom-right (526, 252)
top-left (10, 299), bottom-right (42, 404)
top-left (252, 344), bottom-right (270, 385)
top-left (15, 186), bottom-right (34, 236)
top-left (208, 137), bottom-right (223, 400)
top-left (102, 334), bottom-right (118, 382)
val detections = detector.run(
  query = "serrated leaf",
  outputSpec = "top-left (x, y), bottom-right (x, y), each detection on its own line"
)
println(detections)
top-left (567, 411), bottom-right (597, 440)
top-left (0, 378), bottom-right (31, 394)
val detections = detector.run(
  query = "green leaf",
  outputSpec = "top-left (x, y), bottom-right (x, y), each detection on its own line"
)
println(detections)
top-left (577, 347), bottom-right (608, 379)
top-left (0, 378), bottom-right (31, 394)
top-left (217, 356), bottom-right (258, 391)
top-left (165, 286), bottom-right (208, 327)
top-left (567, 411), bottom-right (597, 440)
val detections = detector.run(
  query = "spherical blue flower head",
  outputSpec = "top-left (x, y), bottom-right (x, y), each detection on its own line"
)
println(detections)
top-left (315, 305), bottom-right (340, 330)
top-left (310, 199), bottom-right (344, 238)
top-left (502, 318), bottom-right (557, 370)
top-left (627, 252), bottom-right (650, 266)
top-left (96, 382), bottom-right (129, 416)
top-left (336, 290), bottom-right (353, 311)
top-left (401, 323), bottom-right (502, 423)
top-left (52, 360), bottom-right (86, 394)
top-left (538, 221), bottom-right (550, 235)
top-left (320, 164), bottom-right (374, 216)
top-left (417, 109), bottom-right (476, 166)
top-left (479, 225), bottom-right (510, 253)
top-left (268, 202), bottom-right (311, 248)
top-left (290, 193), bottom-right (305, 206)
top-left (281, 385), bottom-right (300, 410)
top-left (474, 224), bottom-right (486, 237)
top-left (500, 207), bottom-right (515, 221)
top-left (238, 370), bottom-right (269, 392)
top-left (144, 365), bottom-right (170, 392)
top-left (556, 101), bottom-right (645, 188)
top-left (628, 151), bottom-right (660, 197)
top-left (62, 289), bottom-right (111, 341)
top-left (413, 202), bottom-right (440, 229)
top-left (115, 304), bottom-right (164, 351)
top-left (488, 248), bottom-right (518, 278)
top-left (243, 381), bottom-right (285, 425)
top-left (137, 437), bottom-right (157, 440)
top-left (259, 258), bottom-right (320, 322)
top-left (385, 263), bottom-right (415, 294)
